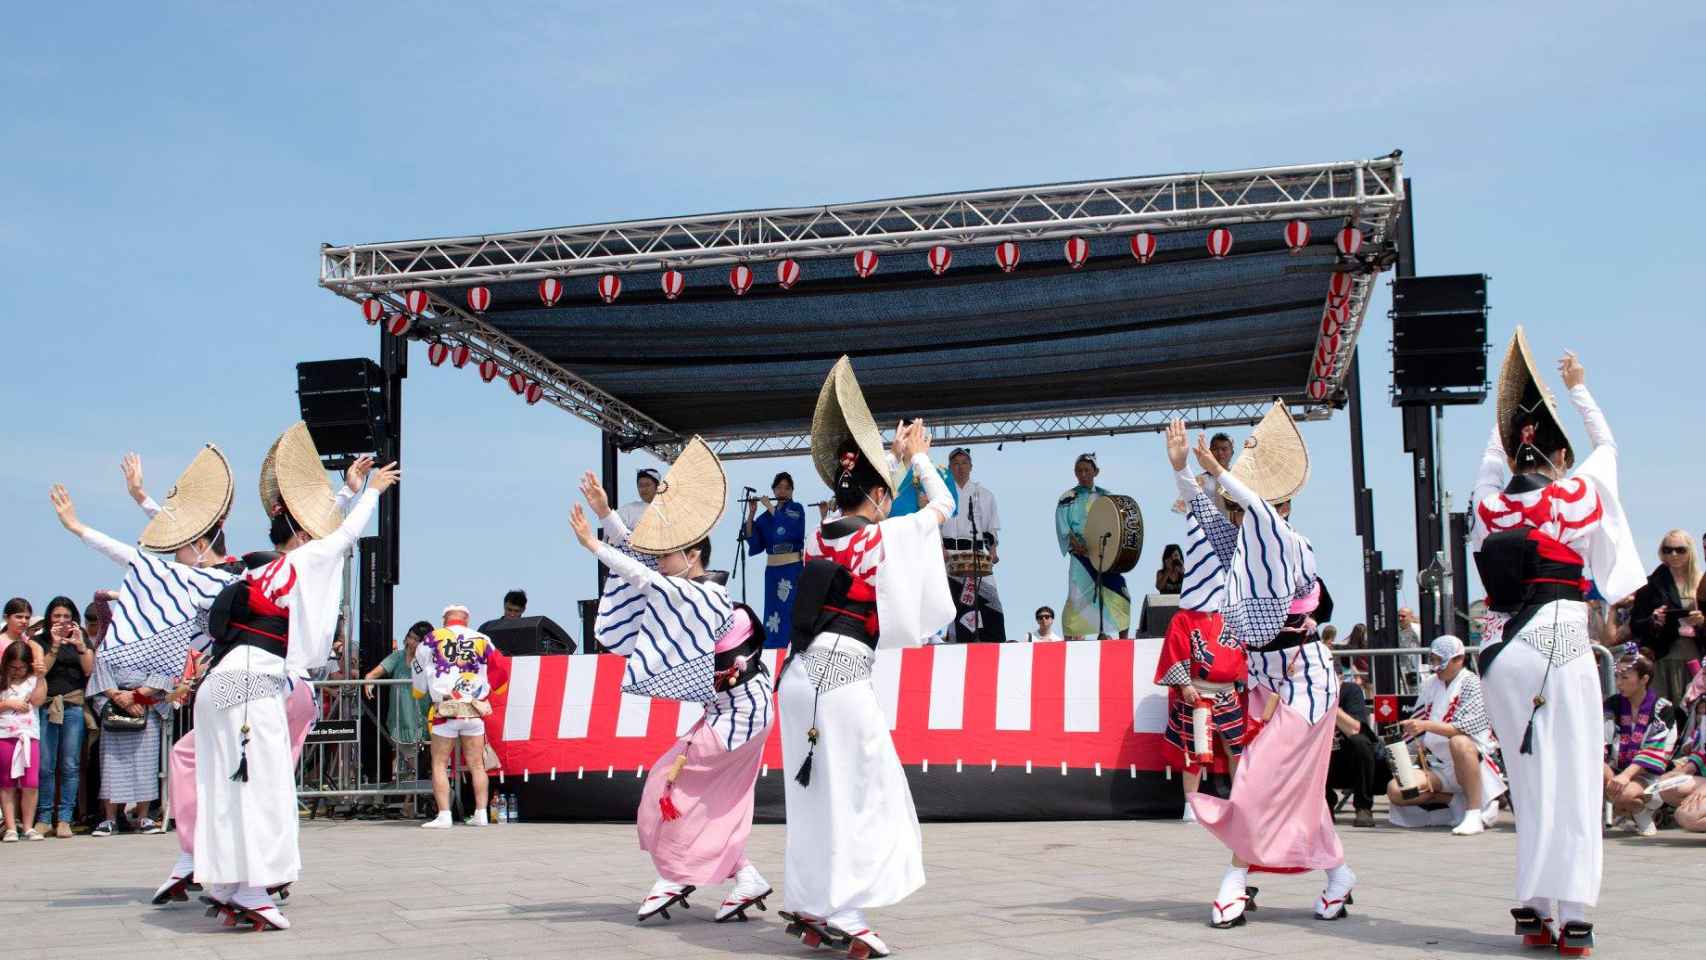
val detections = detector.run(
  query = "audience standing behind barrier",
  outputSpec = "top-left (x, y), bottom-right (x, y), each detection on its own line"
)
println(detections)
top-left (1630, 530), bottom-right (1703, 707)
top-left (0, 639), bottom-right (46, 841)
top-left (33, 595), bottom-right (92, 838)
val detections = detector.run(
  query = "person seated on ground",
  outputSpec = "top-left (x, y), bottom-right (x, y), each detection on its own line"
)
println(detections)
top-left (1652, 670), bottom-right (1706, 831)
top-left (1387, 635), bottom-right (1508, 835)
top-left (1325, 661), bottom-right (1383, 828)
top-left (1603, 654), bottom-right (1679, 836)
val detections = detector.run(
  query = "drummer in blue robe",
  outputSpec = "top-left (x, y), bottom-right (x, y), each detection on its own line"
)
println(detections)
top-left (743, 472), bottom-right (809, 649)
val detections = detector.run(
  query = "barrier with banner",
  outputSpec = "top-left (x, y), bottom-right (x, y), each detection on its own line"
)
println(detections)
top-left (487, 638), bottom-right (1187, 822)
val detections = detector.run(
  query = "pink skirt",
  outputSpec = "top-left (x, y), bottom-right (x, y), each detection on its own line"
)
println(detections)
top-left (0, 737), bottom-right (40, 790)
top-left (1190, 686), bottom-right (1344, 872)
top-left (637, 720), bottom-right (766, 886)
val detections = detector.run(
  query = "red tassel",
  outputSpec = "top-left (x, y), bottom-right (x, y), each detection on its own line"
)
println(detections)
top-left (659, 792), bottom-right (681, 821)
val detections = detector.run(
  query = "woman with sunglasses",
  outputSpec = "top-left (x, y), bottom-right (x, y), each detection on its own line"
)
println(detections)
top-left (1630, 530), bottom-right (1703, 706)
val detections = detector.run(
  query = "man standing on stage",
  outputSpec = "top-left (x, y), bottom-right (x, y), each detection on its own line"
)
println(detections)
top-left (1054, 453), bottom-right (1130, 640)
top-left (942, 448), bottom-right (1004, 642)
top-left (618, 467), bottom-right (662, 530)
top-left (745, 471), bottom-right (807, 649)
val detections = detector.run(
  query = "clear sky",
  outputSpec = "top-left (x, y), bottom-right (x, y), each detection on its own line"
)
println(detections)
top-left (4, 4), bottom-right (1700, 642)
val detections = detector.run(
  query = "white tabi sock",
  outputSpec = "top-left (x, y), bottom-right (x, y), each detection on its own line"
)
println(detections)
top-left (1558, 900), bottom-right (1588, 925)
top-left (827, 907), bottom-right (868, 933)
top-left (1451, 807), bottom-right (1485, 836)
top-left (172, 851), bottom-right (195, 879)
top-left (1323, 864), bottom-right (1356, 899)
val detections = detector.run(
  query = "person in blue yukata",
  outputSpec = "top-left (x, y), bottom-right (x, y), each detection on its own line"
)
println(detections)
top-left (744, 471), bottom-right (807, 649)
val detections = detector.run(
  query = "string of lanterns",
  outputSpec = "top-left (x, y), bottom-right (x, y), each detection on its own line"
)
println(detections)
top-left (364, 219), bottom-right (1370, 407)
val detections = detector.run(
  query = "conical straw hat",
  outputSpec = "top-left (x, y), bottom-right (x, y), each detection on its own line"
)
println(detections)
top-left (1225, 401), bottom-right (1310, 505)
top-left (138, 444), bottom-right (234, 552)
top-left (258, 435), bottom-right (283, 517)
top-left (1494, 326), bottom-right (1571, 465)
top-left (628, 436), bottom-right (727, 556)
top-left (268, 422), bottom-right (343, 540)
top-left (810, 356), bottom-right (889, 488)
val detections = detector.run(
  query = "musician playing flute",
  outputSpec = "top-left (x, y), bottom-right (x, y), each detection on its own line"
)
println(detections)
top-left (745, 471), bottom-right (808, 650)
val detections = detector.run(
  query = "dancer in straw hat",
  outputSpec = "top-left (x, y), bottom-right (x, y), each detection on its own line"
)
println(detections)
top-left (1467, 331), bottom-right (1641, 956)
top-left (192, 423), bottom-right (396, 931)
top-left (568, 437), bottom-right (775, 924)
top-left (1162, 405), bottom-right (1356, 929)
top-left (106, 451), bottom-right (370, 908)
top-left (776, 357), bottom-right (954, 959)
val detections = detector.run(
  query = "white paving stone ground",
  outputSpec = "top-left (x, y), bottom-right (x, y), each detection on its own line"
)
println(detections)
top-left (4, 815), bottom-right (1702, 959)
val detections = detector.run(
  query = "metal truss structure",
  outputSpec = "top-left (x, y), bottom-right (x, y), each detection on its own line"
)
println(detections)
top-left (319, 154), bottom-right (1403, 460)
top-left (704, 398), bottom-right (1329, 461)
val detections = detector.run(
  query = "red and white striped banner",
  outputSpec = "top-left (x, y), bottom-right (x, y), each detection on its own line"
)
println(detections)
top-left (487, 638), bottom-right (1174, 778)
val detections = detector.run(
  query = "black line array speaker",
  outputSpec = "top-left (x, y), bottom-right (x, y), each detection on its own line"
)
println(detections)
top-left (1391, 274), bottom-right (1488, 401)
top-left (297, 359), bottom-right (386, 460)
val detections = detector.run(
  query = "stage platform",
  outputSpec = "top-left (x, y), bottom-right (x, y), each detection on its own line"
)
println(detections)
top-left (7, 816), bottom-right (1700, 958)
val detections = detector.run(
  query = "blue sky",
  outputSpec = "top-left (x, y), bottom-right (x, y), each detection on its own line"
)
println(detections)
top-left (4, 3), bottom-right (1701, 641)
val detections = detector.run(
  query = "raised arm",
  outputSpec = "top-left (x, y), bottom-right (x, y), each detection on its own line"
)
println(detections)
top-left (51, 485), bottom-right (139, 567)
top-left (1559, 351), bottom-right (1613, 452)
top-left (893, 420), bottom-right (950, 526)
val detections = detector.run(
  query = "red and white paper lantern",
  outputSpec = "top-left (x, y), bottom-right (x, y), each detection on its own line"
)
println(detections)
top-left (404, 290), bottom-right (431, 315)
top-left (728, 264), bottom-right (754, 296)
top-left (776, 259), bottom-right (800, 290)
top-left (1063, 237), bottom-right (1089, 269)
top-left (1206, 228), bottom-right (1234, 258)
top-left (538, 278), bottom-right (564, 306)
top-left (660, 270), bottom-right (685, 300)
top-left (426, 342), bottom-right (450, 367)
top-left (1130, 232), bottom-right (1157, 264)
top-left (524, 382), bottom-right (544, 405)
top-left (465, 286), bottom-right (491, 313)
top-left (1335, 227), bottom-right (1364, 257)
top-left (927, 245), bottom-right (953, 275)
top-left (361, 299), bottom-right (385, 324)
top-left (507, 371), bottom-right (528, 395)
top-left (1308, 379), bottom-right (1329, 401)
top-left (385, 314), bottom-right (412, 338)
top-left (478, 359), bottom-right (500, 383)
top-left (1284, 220), bottom-right (1311, 253)
top-left (853, 250), bottom-right (879, 278)
top-left (1327, 271), bottom-right (1355, 305)
top-left (995, 241), bottom-right (1021, 273)
top-left (450, 344), bottom-right (471, 368)
top-left (597, 274), bottom-right (622, 304)
top-left (1321, 309), bottom-right (1343, 338)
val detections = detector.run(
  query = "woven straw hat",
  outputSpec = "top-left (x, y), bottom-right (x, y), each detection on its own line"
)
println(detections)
top-left (811, 356), bottom-right (890, 489)
top-left (1494, 325), bottom-right (1571, 465)
top-left (628, 436), bottom-right (727, 556)
top-left (138, 444), bottom-right (234, 552)
top-left (264, 422), bottom-right (343, 540)
top-left (1225, 401), bottom-right (1310, 504)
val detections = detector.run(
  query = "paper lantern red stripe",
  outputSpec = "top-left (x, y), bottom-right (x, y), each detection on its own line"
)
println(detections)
top-left (927, 245), bottom-right (952, 275)
top-left (660, 270), bottom-right (685, 300)
top-left (776, 259), bottom-right (800, 290)
top-left (1308, 379), bottom-right (1329, 401)
top-left (404, 290), bottom-right (431, 315)
top-left (1130, 232), bottom-right (1157, 264)
top-left (478, 359), bottom-right (500, 382)
top-left (525, 382), bottom-right (544, 405)
top-left (507, 371), bottom-right (528, 395)
top-left (1335, 227), bottom-right (1364, 257)
top-left (538, 278), bottom-right (564, 306)
top-left (853, 250), bottom-right (879, 278)
top-left (1284, 220), bottom-right (1310, 252)
top-left (995, 241), bottom-right (1021, 273)
top-left (597, 274), bottom-right (622, 304)
top-left (1327, 271), bottom-right (1355, 305)
top-left (450, 345), bottom-right (471, 368)
top-left (1063, 237), bottom-right (1089, 269)
top-left (427, 342), bottom-right (450, 367)
top-left (361, 299), bottom-right (385, 324)
top-left (385, 314), bottom-right (412, 337)
top-left (729, 264), bottom-right (753, 295)
top-left (465, 287), bottom-right (491, 313)
top-left (1206, 228), bottom-right (1233, 258)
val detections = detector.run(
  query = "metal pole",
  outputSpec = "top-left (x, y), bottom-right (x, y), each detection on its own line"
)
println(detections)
top-left (1345, 350), bottom-right (1381, 642)
top-left (595, 431), bottom-right (619, 654)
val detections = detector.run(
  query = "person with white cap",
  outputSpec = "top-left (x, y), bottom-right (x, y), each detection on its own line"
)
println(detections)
top-left (569, 438), bottom-right (775, 925)
top-left (1467, 334), bottom-right (1643, 955)
top-left (412, 603), bottom-right (495, 829)
top-left (1385, 634), bottom-right (1507, 835)
top-left (617, 466), bottom-right (663, 530)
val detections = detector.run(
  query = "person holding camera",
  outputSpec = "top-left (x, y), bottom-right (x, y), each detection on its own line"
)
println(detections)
top-left (33, 596), bottom-right (93, 838)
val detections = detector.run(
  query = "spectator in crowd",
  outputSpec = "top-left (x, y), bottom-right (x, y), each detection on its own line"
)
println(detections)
top-left (365, 620), bottom-right (432, 795)
top-left (33, 596), bottom-right (92, 838)
top-left (1630, 530), bottom-right (1703, 706)
top-left (501, 589), bottom-right (527, 620)
top-left (1321, 624), bottom-right (1339, 647)
top-left (92, 624), bottom-right (171, 836)
top-left (415, 605), bottom-right (495, 828)
top-left (1325, 659), bottom-right (1382, 828)
top-left (2, 598), bottom-right (43, 670)
top-left (1386, 635), bottom-right (1507, 835)
top-left (0, 639), bottom-right (46, 841)
top-left (1396, 606), bottom-right (1422, 692)
top-left (1025, 607), bottom-right (1062, 642)
top-left (1654, 669), bottom-right (1706, 831)
top-left (1153, 543), bottom-right (1184, 595)
top-left (1337, 623), bottom-right (1371, 679)
top-left (1603, 655), bottom-right (1679, 836)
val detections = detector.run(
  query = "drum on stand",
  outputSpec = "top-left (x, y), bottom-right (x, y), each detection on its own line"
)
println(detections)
top-left (946, 551), bottom-right (994, 579)
top-left (1083, 494), bottom-right (1144, 574)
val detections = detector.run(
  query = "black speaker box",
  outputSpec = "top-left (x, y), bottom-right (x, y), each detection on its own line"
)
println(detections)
top-left (478, 616), bottom-right (574, 656)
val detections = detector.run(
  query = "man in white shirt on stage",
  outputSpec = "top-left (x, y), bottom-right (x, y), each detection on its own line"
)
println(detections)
top-left (942, 448), bottom-right (1004, 642)
top-left (617, 468), bottom-right (661, 530)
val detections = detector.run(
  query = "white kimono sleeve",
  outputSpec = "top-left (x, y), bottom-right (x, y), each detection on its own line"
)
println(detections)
top-left (283, 488), bottom-right (379, 679)
top-left (873, 453), bottom-right (955, 648)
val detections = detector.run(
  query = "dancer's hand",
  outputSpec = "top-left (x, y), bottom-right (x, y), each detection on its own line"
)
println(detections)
top-left (1165, 419), bottom-right (1190, 471)
top-left (1193, 434), bottom-right (1226, 476)
top-left (1559, 351), bottom-right (1585, 390)
top-left (367, 462), bottom-right (401, 494)
top-left (579, 471), bottom-right (611, 518)
top-left (122, 453), bottom-right (147, 505)
top-left (569, 504), bottom-right (599, 552)
top-left (50, 485), bottom-right (85, 537)
top-left (1180, 683), bottom-right (1200, 707)
top-left (344, 455), bottom-right (375, 493)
